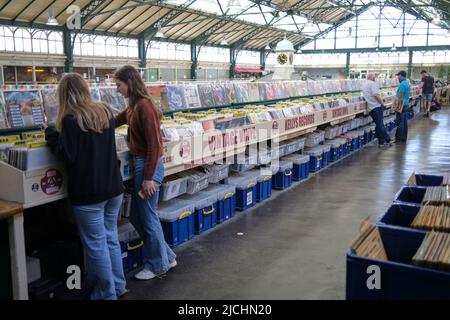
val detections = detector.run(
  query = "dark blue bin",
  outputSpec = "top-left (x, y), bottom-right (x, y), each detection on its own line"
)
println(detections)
top-left (408, 173), bottom-right (446, 187)
top-left (256, 175), bottom-right (272, 202)
top-left (227, 175), bottom-right (258, 211)
top-left (194, 204), bottom-right (217, 234)
top-left (394, 186), bottom-right (427, 205)
top-left (322, 145), bottom-right (331, 167)
top-left (158, 199), bottom-right (195, 247)
top-left (304, 148), bottom-right (323, 172)
top-left (120, 239), bottom-right (143, 274)
top-left (282, 155), bottom-right (310, 181)
top-left (204, 184), bottom-right (236, 223)
top-left (273, 161), bottom-right (293, 190)
top-left (377, 203), bottom-right (421, 232)
top-left (346, 226), bottom-right (450, 300)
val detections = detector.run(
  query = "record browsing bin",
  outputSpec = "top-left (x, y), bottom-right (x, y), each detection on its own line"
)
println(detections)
top-left (227, 175), bottom-right (258, 211)
top-left (272, 161), bottom-right (294, 190)
top-left (158, 199), bottom-right (195, 247)
top-left (204, 184), bottom-right (236, 223)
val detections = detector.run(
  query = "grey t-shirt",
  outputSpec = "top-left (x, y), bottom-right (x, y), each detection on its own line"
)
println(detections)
top-left (362, 81), bottom-right (381, 112)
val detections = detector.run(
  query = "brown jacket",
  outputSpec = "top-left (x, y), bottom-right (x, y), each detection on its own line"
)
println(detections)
top-left (116, 98), bottom-right (163, 181)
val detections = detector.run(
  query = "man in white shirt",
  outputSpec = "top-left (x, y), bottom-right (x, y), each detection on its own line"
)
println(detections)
top-left (363, 74), bottom-right (391, 147)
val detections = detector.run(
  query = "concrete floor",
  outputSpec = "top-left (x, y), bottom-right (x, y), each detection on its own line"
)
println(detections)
top-left (125, 108), bottom-right (450, 300)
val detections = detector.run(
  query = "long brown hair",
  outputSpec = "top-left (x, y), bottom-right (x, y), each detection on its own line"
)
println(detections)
top-left (56, 73), bottom-right (113, 133)
top-left (114, 65), bottom-right (162, 119)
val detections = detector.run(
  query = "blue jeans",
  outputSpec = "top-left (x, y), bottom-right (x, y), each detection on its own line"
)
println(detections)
top-left (395, 107), bottom-right (408, 141)
top-left (72, 194), bottom-right (126, 300)
top-left (369, 107), bottom-right (391, 145)
top-left (131, 156), bottom-right (176, 274)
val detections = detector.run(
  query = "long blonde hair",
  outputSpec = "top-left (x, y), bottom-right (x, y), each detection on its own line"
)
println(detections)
top-left (56, 73), bottom-right (112, 133)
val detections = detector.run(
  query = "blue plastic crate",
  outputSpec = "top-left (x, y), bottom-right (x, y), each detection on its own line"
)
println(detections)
top-left (282, 154), bottom-right (309, 181)
top-left (273, 161), bottom-right (293, 190)
top-left (377, 203), bottom-right (421, 232)
top-left (321, 145), bottom-right (331, 167)
top-left (394, 186), bottom-right (427, 205)
top-left (159, 199), bottom-right (195, 247)
top-left (408, 173), bottom-right (447, 187)
top-left (120, 238), bottom-right (143, 274)
top-left (303, 148), bottom-right (323, 172)
top-left (346, 226), bottom-right (450, 300)
top-left (256, 175), bottom-right (272, 202)
top-left (180, 192), bottom-right (217, 235)
top-left (203, 184), bottom-right (236, 223)
top-left (227, 175), bottom-right (258, 211)
top-left (363, 131), bottom-right (370, 144)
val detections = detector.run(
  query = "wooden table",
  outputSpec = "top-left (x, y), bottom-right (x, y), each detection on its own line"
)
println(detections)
top-left (0, 200), bottom-right (28, 300)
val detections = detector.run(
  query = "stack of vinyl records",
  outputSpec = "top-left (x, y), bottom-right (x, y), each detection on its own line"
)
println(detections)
top-left (7, 141), bottom-right (58, 171)
top-left (412, 231), bottom-right (450, 271)
top-left (422, 186), bottom-right (450, 205)
top-left (411, 205), bottom-right (450, 232)
top-left (350, 225), bottom-right (387, 260)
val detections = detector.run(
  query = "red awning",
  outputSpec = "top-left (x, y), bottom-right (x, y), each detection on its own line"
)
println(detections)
top-left (235, 67), bottom-right (263, 73)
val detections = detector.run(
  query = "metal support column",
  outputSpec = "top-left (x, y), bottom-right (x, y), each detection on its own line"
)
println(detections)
top-left (260, 49), bottom-right (266, 70)
top-left (345, 52), bottom-right (351, 78)
top-left (138, 36), bottom-right (147, 80)
top-left (230, 47), bottom-right (236, 79)
top-left (190, 41), bottom-right (198, 80)
top-left (63, 27), bottom-right (73, 73)
top-left (407, 50), bottom-right (413, 78)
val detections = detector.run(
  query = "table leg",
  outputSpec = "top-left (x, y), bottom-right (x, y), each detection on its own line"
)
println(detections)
top-left (8, 213), bottom-right (28, 300)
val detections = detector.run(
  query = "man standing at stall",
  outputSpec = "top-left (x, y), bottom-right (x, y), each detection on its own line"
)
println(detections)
top-left (394, 71), bottom-right (412, 143)
top-left (419, 70), bottom-right (435, 117)
top-left (363, 74), bottom-right (391, 147)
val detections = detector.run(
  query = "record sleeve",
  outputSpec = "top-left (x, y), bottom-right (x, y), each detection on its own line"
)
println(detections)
top-left (265, 83), bottom-right (276, 100)
top-left (41, 89), bottom-right (59, 125)
top-left (146, 85), bottom-right (169, 113)
top-left (99, 87), bottom-right (127, 115)
top-left (258, 83), bottom-right (267, 101)
top-left (212, 83), bottom-right (227, 106)
top-left (0, 92), bottom-right (8, 129)
top-left (184, 84), bottom-right (202, 109)
top-left (4, 91), bottom-right (45, 128)
top-left (223, 83), bottom-right (236, 104)
top-left (197, 83), bottom-right (215, 108)
top-left (233, 83), bottom-right (250, 103)
top-left (167, 85), bottom-right (187, 111)
top-left (247, 82), bottom-right (260, 102)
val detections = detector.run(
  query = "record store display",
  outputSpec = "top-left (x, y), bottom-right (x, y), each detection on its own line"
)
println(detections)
top-left (147, 85), bottom-right (169, 113)
top-left (212, 83), bottom-right (227, 106)
top-left (167, 85), bottom-right (187, 111)
top-left (3, 91), bottom-right (45, 128)
top-left (184, 84), bottom-right (202, 109)
top-left (99, 87), bottom-right (127, 115)
top-left (234, 83), bottom-right (250, 103)
top-left (41, 89), bottom-right (59, 125)
top-left (198, 83), bottom-right (215, 108)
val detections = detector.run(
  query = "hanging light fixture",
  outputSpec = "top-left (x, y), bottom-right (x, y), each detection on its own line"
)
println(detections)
top-left (87, 36), bottom-right (93, 43)
top-left (155, 23), bottom-right (165, 38)
top-left (265, 43), bottom-right (271, 50)
top-left (391, 43), bottom-right (397, 51)
top-left (46, 6), bottom-right (58, 26)
top-left (220, 37), bottom-right (228, 46)
top-left (227, 0), bottom-right (241, 9)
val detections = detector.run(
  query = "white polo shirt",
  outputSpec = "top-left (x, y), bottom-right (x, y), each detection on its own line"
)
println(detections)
top-left (362, 80), bottom-right (381, 112)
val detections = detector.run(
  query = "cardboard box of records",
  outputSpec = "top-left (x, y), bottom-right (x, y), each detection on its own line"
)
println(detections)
top-left (0, 135), bottom-right (67, 208)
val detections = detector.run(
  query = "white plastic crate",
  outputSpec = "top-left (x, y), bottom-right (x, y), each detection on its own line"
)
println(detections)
top-left (303, 147), bottom-right (323, 157)
top-left (230, 153), bottom-right (258, 172)
top-left (305, 131), bottom-right (325, 147)
top-left (158, 198), bottom-right (195, 222)
top-left (281, 154), bottom-right (310, 165)
top-left (202, 164), bottom-right (229, 184)
top-left (160, 175), bottom-right (188, 201)
top-left (325, 126), bottom-right (339, 140)
top-left (178, 170), bottom-right (210, 195)
top-left (257, 147), bottom-right (271, 165)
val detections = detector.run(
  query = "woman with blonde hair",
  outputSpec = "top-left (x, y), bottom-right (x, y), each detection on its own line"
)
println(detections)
top-left (45, 73), bottom-right (126, 300)
top-left (115, 65), bottom-right (176, 280)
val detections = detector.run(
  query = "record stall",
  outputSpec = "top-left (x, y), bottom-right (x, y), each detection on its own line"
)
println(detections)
top-left (0, 78), bottom-right (420, 299)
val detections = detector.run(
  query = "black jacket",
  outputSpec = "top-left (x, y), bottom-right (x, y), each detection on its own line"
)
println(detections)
top-left (45, 115), bottom-right (123, 205)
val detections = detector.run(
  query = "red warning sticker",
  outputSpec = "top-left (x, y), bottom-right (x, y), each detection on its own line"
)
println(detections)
top-left (40, 169), bottom-right (63, 195)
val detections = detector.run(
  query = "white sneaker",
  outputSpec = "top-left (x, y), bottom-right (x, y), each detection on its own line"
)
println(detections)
top-left (169, 260), bottom-right (177, 269)
top-left (134, 269), bottom-right (157, 280)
